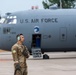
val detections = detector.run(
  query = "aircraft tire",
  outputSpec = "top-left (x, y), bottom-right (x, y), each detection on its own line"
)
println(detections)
top-left (43, 54), bottom-right (49, 59)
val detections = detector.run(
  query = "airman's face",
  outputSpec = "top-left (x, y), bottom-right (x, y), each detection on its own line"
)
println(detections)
top-left (20, 35), bottom-right (25, 42)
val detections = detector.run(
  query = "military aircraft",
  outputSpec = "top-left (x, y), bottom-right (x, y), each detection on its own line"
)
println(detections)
top-left (0, 9), bottom-right (76, 58)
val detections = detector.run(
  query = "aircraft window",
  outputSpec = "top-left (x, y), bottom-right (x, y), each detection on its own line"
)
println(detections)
top-left (62, 34), bottom-right (65, 37)
top-left (0, 18), bottom-right (6, 24)
top-left (5, 16), bottom-right (17, 24)
top-left (0, 16), bottom-right (17, 24)
top-left (13, 16), bottom-right (17, 18)
top-left (7, 16), bottom-right (10, 18)
top-left (62, 34), bottom-right (65, 39)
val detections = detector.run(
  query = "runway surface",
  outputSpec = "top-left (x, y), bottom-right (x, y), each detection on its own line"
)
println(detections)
top-left (0, 50), bottom-right (76, 75)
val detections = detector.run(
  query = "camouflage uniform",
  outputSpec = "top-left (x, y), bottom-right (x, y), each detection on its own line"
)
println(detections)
top-left (11, 43), bottom-right (30, 75)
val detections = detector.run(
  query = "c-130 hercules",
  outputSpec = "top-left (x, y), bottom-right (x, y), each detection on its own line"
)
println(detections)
top-left (0, 9), bottom-right (76, 58)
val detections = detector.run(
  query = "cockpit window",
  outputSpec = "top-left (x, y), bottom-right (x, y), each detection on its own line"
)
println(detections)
top-left (0, 16), bottom-right (17, 24)
top-left (0, 17), bottom-right (6, 24)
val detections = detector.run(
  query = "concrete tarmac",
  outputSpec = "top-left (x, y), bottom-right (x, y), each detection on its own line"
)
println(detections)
top-left (0, 51), bottom-right (76, 75)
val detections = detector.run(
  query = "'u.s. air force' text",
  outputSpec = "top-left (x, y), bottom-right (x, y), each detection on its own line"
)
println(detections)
top-left (20, 18), bottom-right (58, 23)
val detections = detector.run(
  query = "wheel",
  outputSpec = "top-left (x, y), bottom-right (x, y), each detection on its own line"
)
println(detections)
top-left (43, 54), bottom-right (49, 59)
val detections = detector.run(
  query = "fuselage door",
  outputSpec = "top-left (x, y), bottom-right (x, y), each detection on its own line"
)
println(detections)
top-left (32, 34), bottom-right (41, 48)
top-left (60, 27), bottom-right (67, 41)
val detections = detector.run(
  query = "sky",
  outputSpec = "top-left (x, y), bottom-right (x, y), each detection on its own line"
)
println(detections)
top-left (0, 0), bottom-right (44, 15)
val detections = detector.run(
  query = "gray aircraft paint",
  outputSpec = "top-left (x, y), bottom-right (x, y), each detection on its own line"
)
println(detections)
top-left (0, 9), bottom-right (76, 52)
